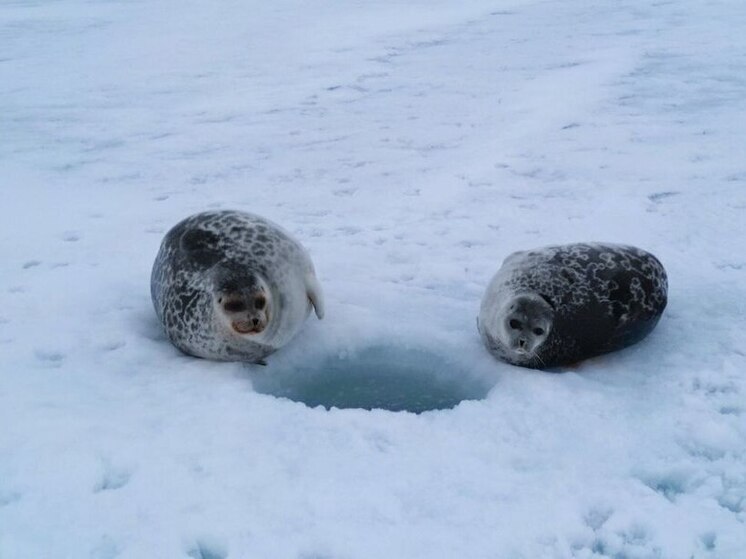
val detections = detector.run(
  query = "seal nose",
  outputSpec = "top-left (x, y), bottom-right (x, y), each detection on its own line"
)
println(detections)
top-left (518, 338), bottom-right (527, 349)
top-left (252, 318), bottom-right (260, 327)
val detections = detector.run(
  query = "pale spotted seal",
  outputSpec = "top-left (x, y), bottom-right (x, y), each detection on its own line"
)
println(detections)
top-left (151, 210), bottom-right (324, 363)
top-left (477, 243), bottom-right (667, 368)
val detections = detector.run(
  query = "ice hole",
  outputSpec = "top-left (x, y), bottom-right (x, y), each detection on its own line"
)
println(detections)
top-left (251, 345), bottom-right (493, 413)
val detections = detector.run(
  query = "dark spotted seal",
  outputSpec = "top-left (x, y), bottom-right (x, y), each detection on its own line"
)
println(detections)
top-left (151, 210), bottom-right (324, 363)
top-left (477, 243), bottom-right (667, 368)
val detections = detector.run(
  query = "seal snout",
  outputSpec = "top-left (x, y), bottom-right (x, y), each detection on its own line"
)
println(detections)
top-left (232, 318), bottom-right (265, 335)
top-left (513, 337), bottom-right (530, 357)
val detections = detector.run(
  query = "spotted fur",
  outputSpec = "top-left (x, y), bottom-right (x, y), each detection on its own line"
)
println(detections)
top-left (151, 210), bottom-right (324, 363)
top-left (478, 243), bottom-right (667, 368)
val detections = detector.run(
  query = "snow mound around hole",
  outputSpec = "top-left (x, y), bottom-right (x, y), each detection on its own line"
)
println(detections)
top-left (251, 345), bottom-right (494, 413)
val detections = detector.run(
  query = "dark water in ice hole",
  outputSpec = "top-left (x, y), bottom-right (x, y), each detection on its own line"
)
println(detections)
top-left (251, 346), bottom-right (493, 413)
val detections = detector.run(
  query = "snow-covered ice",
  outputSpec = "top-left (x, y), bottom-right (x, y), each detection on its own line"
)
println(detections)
top-left (1, 0), bottom-right (745, 557)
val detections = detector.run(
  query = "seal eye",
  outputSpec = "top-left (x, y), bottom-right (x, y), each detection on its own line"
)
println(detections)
top-left (533, 327), bottom-right (545, 336)
top-left (509, 319), bottom-right (522, 330)
top-left (254, 295), bottom-right (266, 310)
top-left (224, 301), bottom-right (246, 313)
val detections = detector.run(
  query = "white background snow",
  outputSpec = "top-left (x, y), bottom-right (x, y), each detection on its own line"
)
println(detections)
top-left (1, 0), bottom-right (745, 557)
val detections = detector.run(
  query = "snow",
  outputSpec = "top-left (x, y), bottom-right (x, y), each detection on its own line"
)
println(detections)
top-left (1, 0), bottom-right (745, 557)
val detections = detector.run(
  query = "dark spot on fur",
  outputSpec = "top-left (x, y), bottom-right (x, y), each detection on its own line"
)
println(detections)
top-left (179, 290), bottom-right (200, 312)
top-left (181, 229), bottom-right (222, 266)
top-left (539, 293), bottom-right (555, 309)
top-left (181, 228), bottom-right (218, 252)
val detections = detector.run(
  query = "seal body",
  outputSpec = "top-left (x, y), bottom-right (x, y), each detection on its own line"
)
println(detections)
top-left (477, 243), bottom-right (667, 368)
top-left (151, 210), bottom-right (324, 363)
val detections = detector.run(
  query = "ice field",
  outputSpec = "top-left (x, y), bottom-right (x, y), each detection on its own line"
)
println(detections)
top-left (1, 0), bottom-right (745, 557)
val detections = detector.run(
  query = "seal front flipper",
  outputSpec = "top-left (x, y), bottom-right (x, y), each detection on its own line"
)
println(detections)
top-left (305, 273), bottom-right (325, 319)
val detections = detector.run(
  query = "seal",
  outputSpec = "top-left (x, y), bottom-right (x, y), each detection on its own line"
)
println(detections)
top-left (151, 210), bottom-right (324, 363)
top-left (477, 243), bottom-right (667, 368)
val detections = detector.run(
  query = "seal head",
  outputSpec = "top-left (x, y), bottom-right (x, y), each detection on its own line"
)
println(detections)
top-left (496, 293), bottom-right (553, 363)
top-left (212, 266), bottom-right (272, 336)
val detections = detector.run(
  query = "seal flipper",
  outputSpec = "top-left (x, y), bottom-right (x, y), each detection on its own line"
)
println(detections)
top-left (305, 273), bottom-right (325, 319)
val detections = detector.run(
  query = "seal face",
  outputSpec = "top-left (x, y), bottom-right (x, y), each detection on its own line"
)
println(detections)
top-left (477, 243), bottom-right (667, 369)
top-left (151, 210), bottom-right (324, 363)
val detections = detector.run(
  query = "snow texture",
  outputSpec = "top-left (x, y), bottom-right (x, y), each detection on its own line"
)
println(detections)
top-left (1, 0), bottom-right (745, 557)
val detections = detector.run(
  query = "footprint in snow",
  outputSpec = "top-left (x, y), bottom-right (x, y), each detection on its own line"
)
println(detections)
top-left (98, 340), bottom-right (126, 352)
top-left (648, 191), bottom-right (680, 203)
top-left (718, 405), bottom-right (742, 416)
top-left (89, 535), bottom-right (121, 559)
top-left (700, 532), bottom-right (717, 551)
top-left (573, 522), bottom-right (651, 557)
top-left (0, 490), bottom-right (21, 507)
top-left (583, 506), bottom-right (613, 531)
top-left (717, 491), bottom-right (744, 514)
top-left (94, 464), bottom-right (132, 493)
top-left (187, 539), bottom-right (228, 559)
top-left (34, 349), bottom-right (66, 366)
top-left (637, 469), bottom-right (693, 502)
